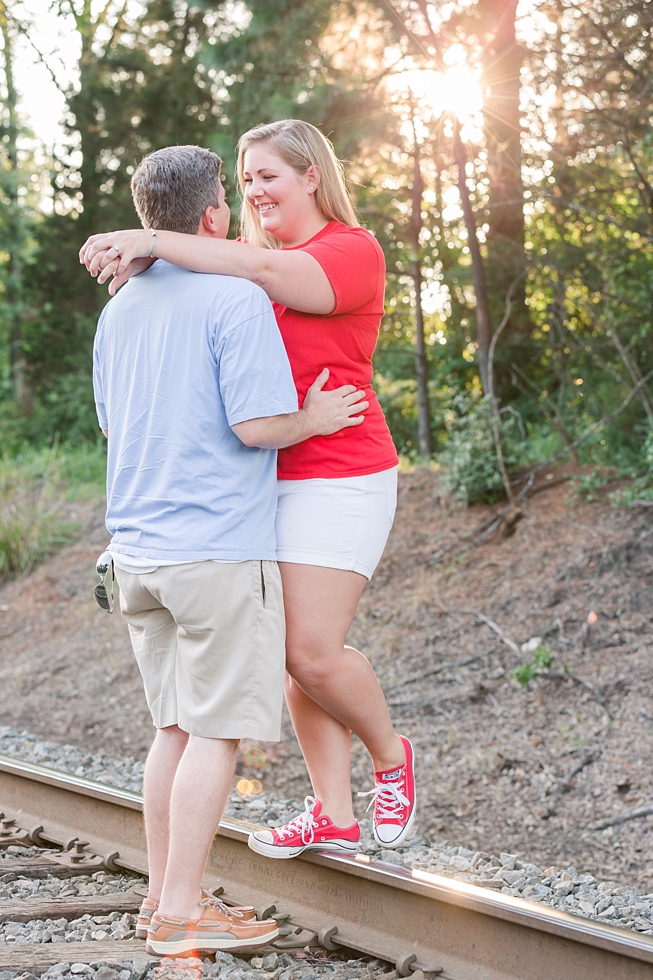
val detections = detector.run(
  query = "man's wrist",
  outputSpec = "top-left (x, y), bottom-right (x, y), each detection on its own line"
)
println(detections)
top-left (298, 407), bottom-right (320, 439)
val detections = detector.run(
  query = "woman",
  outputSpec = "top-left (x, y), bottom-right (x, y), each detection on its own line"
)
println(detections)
top-left (81, 120), bottom-right (416, 857)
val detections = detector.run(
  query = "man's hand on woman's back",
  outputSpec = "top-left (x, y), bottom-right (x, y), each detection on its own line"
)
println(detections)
top-left (302, 368), bottom-right (367, 435)
top-left (232, 368), bottom-right (368, 450)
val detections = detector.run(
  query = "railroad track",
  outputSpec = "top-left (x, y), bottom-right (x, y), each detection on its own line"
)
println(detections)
top-left (0, 754), bottom-right (652, 980)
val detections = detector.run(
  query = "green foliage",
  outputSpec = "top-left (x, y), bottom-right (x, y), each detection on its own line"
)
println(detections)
top-left (609, 417), bottom-right (653, 505)
top-left (510, 644), bottom-right (555, 689)
top-left (1, 0), bottom-right (653, 498)
top-left (437, 391), bottom-right (529, 505)
top-left (0, 442), bottom-right (106, 583)
top-left (569, 468), bottom-right (611, 502)
top-left (57, 442), bottom-right (107, 493)
top-left (373, 373), bottom-right (418, 457)
top-left (0, 448), bottom-right (67, 581)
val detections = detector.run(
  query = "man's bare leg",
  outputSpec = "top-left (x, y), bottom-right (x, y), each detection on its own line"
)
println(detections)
top-left (158, 735), bottom-right (239, 919)
top-left (143, 725), bottom-right (189, 902)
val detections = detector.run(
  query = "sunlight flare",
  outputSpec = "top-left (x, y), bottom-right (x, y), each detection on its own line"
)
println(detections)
top-left (436, 66), bottom-right (484, 119)
top-left (390, 64), bottom-right (483, 122)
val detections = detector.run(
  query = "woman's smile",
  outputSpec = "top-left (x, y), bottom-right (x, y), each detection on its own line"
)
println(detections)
top-left (242, 144), bottom-right (328, 246)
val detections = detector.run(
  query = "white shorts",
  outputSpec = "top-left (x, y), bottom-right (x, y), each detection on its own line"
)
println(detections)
top-left (275, 466), bottom-right (398, 580)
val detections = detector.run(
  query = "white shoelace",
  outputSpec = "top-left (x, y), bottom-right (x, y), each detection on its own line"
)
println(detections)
top-left (276, 795), bottom-right (319, 844)
top-left (199, 894), bottom-right (244, 919)
top-left (359, 779), bottom-right (410, 819)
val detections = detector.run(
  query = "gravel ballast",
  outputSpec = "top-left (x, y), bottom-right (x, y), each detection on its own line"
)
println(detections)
top-left (1, 727), bottom-right (652, 937)
top-left (0, 951), bottom-right (391, 980)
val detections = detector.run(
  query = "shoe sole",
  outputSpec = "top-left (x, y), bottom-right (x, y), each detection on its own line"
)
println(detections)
top-left (373, 736), bottom-right (416, 849)
top-left (146, 925), bottom-right (279, 956)
top-left (135, 926), bottom-right (149, 939)
top-left (248, 834), bottom-right (359, 860)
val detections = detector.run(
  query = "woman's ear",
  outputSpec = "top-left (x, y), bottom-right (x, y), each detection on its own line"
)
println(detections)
top-left (306, 164), bottom-right (322, 194)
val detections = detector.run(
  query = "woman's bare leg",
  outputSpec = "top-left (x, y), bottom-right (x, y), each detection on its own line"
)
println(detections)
top-left (280, 562), bottom-right (404, 828)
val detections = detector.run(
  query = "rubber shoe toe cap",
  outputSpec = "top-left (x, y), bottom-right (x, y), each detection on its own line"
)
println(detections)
top-left (375, 824), bottom-right (405, 846)
top-left (253, 830), bottom-right (274, 844)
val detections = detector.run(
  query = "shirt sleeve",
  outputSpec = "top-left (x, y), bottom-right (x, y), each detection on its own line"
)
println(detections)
top-left (301, 227), bottom-right (385, 315)
top-left (92, 321), bottom-right (108, 432)
top-left (217, 308), bottom-right (299, 427)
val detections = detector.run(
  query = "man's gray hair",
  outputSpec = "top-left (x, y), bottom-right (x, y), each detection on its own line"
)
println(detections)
top-left (131, 145), bottom-right (222, 235)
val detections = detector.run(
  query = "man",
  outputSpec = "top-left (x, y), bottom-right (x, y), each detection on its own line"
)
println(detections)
top-left (92, 145), bottom-right (366, 957)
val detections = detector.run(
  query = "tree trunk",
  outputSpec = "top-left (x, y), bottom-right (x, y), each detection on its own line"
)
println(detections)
top-left (408, 146), bottom-right (432, 456)
top-left (453, 120), bottom-right (493, 393)
top-left (71, 0), bottom-right (103, 234)
top-left (0, 3), bottom-right (28, 407)
top-left (477, 0), bottom-right (528, 345)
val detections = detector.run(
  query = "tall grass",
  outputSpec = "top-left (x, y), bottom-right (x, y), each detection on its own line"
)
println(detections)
top-left (0, 442), bottom-right (106, 583)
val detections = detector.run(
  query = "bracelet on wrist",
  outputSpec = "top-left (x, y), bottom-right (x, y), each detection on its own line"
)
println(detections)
top-left (150, 229), bottom-right (157, 258)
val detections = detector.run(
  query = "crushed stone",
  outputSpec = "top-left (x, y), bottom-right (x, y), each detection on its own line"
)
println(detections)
top-left (0, 951), bottom-right (389, 980)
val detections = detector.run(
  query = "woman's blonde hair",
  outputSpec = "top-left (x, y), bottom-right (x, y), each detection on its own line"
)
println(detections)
top-left (236, 119), bottom-right (358, 248)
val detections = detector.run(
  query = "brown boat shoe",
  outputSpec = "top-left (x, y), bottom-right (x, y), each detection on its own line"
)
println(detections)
top-left (135, 897), bottom-right (159, 939)
top-left (146, 895), bottom-right (278, 957)
top-left (137, 890), bottom-right (257, 939)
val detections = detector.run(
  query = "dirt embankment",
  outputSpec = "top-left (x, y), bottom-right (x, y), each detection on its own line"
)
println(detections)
top-left (1, 471), bottom-right (652, 890)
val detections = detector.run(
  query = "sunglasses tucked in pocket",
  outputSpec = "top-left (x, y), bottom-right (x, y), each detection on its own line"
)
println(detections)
top-left (95, 551), bottom-right (114, 613)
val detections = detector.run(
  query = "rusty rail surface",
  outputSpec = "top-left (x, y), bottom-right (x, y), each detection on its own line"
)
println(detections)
top-left (1, 754), bottom-right (652, 980)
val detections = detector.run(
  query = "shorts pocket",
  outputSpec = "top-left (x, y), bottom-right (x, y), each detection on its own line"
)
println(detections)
top-left (252, 560), bottom-right (266, 608)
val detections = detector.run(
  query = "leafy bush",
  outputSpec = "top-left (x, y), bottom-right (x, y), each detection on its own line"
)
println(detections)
top-left (0, 443), bottom-right (106, 583)
top-left (373, 373), bottom-right (420, 457)
top-left (569, 467), bottom-right (612, 502)
top-left (0, 449), bottom-right (67, 581)
top-left (437, 391), bottom-right (528, 505)
top-left (58, 442), bottom-right (107, 498)
top-left (609, 417), bottom-right (653, 505)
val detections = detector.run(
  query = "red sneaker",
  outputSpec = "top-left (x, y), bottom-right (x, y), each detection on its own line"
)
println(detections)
top-left (360, 735), bottom-right (416, 848)
top-left (247, 796), bottom-right (360, 859)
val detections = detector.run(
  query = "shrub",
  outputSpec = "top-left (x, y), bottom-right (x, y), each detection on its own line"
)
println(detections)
top-left (438, 391), bottom-right (527, 505)
top-left (0, 442), bottom-right (106, 582)
top-left (0, 449), bottom-right (66, 580)
top-left (373, 373), bottom-right (419, 457)
top-left (609, 417), bottom-right (653, 505)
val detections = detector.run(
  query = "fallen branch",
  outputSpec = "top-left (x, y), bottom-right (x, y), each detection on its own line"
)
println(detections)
top-left (529, 475), bottom-right (570, 495)
top-left (476, 613), bottom-right (521, 656)
top-left (560, 750), bottom-right (598, 793)
top-left (593, 805), bottom-right (653, 830)
top-left (383, 645), bottom-right (499, 692)
top-left (576, 620), bottom-right (590, 655)
top-left (431, 473), bottom-right (565, 566)
top-left (571, 518), bottom-right (601, 539)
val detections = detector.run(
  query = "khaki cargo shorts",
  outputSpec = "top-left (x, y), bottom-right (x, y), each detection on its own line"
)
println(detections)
top-left (116, 560), bottom-right (285, 741)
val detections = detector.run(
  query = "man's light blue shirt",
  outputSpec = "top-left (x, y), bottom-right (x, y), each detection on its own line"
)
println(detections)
top-left (93, 260), bottom-right (298, 562)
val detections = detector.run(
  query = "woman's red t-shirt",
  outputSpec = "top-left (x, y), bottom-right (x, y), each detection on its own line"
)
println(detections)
top-left (273, 221), bottom-right (398, 480)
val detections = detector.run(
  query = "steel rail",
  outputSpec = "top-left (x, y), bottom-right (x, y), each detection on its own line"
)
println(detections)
top-left (1, 754), bottom-right (652, 980)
